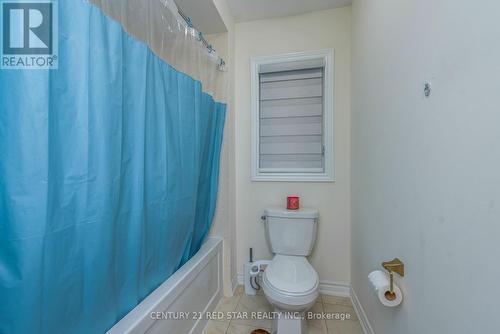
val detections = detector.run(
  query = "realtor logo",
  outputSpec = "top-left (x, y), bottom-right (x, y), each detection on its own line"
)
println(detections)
top-left (1, 0), bottom-right (58, 69)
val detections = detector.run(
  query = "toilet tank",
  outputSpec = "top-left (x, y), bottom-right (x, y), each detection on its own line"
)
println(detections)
top-left (264, 206), bottom-right (319, 256)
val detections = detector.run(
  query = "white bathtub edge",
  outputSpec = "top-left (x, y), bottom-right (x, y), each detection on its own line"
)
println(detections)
top-left (106, 237), bottom-right (223, 334)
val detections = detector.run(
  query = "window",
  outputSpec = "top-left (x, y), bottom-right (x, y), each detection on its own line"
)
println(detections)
top-left (251, 50), bottom-right (334, 182)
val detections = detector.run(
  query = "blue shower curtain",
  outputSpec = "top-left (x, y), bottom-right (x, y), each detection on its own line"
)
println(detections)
top-left (0, 1), bottom-right (226, 333)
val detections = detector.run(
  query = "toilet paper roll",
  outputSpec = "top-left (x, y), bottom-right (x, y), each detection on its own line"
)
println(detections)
top-left (368, 270), bottom-right (403, 307)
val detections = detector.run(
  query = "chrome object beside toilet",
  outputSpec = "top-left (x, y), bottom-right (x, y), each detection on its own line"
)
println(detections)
top-left (261, 207), bottom-right (319, 334)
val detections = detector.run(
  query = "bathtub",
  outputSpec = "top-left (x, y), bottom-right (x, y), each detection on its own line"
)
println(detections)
top-left (106, 237), bottom-right (223, 334)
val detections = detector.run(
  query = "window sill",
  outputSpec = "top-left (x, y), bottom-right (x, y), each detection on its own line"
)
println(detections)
top-left (251, 173), bottom-right (334, 182)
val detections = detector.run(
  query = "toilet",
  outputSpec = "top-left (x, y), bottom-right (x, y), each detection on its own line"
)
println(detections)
top-left (261, 206), bottom-right (319, 334)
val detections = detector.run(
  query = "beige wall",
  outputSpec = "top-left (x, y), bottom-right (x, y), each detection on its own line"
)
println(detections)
top-left (206, 0), bottom-right (237, 297)
top-left (206, 31), bottom-right (236, 297)
top-left (234, 7), bottom-right (352, 285)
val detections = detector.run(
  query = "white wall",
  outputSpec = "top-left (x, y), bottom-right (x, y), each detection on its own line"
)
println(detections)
top-left (351, 0), bottom-right (500, 333)
top-left (207, 0), bottom-right (237, 297)
top-left (234, 7), bottom-right (352, 285)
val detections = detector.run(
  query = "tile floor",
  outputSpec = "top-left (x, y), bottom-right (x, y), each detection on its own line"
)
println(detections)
top-left (202, 286), bottom-right (363, 334)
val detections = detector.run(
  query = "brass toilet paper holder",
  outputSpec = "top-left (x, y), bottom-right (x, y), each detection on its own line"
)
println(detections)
top-left (381, 258), bottom-right (404, 301)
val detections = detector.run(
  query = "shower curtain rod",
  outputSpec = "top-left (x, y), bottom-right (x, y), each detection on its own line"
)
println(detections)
top-left (174, 2), bottom-right (226, 69)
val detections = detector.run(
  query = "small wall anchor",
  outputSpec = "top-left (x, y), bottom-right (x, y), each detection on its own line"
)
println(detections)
top-left (424, 81), bottom-right (432, 98)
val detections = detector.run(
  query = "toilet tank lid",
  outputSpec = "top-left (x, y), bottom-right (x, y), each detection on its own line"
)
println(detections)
top-left (264, 206), bottom-right (319, 219)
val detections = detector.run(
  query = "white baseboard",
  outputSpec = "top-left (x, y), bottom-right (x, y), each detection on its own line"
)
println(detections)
top-left (231, 274), bottom-right (239, 295)
top-left (318, 281), bottom-right (351, 297)
top-left (350, 287), bottom-right (375, 334)
top-left (237, 274), bottom-right (350, 298)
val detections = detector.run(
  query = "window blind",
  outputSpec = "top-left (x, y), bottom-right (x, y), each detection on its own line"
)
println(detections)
top-left (259, 67), bottom-right (324, 172)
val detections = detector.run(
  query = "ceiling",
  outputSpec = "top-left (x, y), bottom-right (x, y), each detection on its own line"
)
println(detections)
top-left (175, 0), bottom-right (228, 34)
top-left (175, 0), bottom-right (352, 35)
top-left (227, 0), bottom-right (352, 22)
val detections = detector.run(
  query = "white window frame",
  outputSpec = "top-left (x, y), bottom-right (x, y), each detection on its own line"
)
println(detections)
top-left (250, 49), bottom-right (334, 182)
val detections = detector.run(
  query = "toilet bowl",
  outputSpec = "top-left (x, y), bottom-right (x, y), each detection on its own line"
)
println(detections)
top-left (263, 255), bottom-right (319, 310)
top-left (261, 207), bottom-right (319, 334)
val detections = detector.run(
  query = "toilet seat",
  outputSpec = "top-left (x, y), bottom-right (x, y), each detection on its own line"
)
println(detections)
top-left (262, 255), bottom-right (319, 308)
